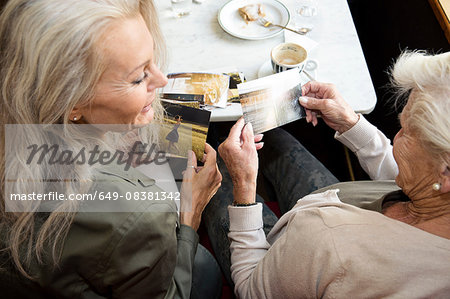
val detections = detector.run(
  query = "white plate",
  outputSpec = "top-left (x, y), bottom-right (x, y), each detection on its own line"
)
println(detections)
top-left (218, 0), bottom-right (290, 40)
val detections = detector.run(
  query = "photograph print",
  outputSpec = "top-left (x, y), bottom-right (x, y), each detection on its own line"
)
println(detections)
top-left (160, 101), bottom-right (211, 161)
top-left (238, 68), bottom-right (306, 134)
top-left (161, 72), bottom-right (230, 108)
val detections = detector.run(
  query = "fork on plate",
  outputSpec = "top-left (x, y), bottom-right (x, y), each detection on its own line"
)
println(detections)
top-left (258, 17), bottom-right (310, 35)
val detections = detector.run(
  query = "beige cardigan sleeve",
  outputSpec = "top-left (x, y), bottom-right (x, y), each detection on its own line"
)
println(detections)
top-left (335, 114), bottom-right (398, 180)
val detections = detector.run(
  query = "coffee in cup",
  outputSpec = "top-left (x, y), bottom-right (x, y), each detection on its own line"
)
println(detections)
top-left (271, 42), bottom-right (309, 73)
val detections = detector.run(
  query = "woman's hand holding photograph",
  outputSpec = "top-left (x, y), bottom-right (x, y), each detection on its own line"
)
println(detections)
top-left (218, 118), bottom-right (263, 205)
top-left (299, 81), bottom-right (359, 133)
top-left (180, 144), bottom-right (222, 230)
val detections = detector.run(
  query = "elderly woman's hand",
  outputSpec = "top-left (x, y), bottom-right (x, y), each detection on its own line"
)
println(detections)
top-left (218, 118), bottom-right (263, 204)
top-left (180, 144), bottom-right (222, 231)
top-left (300, 81), bottom-right (359, 134)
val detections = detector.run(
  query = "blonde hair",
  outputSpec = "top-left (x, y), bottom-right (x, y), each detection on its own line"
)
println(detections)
top-left (390, 50), bottom-right (450, 165)
top-left (0, 0), bottom-right (166, 278)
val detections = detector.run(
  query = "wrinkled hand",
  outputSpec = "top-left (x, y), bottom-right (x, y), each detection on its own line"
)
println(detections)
top-left (180, 143), bottom-right (222, 231)
top-left (218, 118), bottom-right (263, 204)
top-left (299, 81), bottom-right (359, 134)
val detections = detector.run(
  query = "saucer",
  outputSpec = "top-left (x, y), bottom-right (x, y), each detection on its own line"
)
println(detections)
top-left (257, 60), bottom-right (317, 83)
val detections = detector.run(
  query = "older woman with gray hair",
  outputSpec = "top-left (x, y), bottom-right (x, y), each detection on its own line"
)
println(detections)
top-left (0, 0), bottom-right (222, 298)
top-left (214, 50), bottom-right (450, 298)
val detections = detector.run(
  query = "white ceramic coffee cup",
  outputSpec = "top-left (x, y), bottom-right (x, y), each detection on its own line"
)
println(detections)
top-left (271, 42), bottom-right (317, 74)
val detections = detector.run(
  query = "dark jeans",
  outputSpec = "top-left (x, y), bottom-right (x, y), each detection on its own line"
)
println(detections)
top-left (203, 128), bottom-right (339, 288)
top-left (190, 244), bottom-right (222, 299)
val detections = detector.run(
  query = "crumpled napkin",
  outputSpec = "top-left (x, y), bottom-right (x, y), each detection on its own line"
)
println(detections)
top-left (284, 30), bottom-right (318, 52)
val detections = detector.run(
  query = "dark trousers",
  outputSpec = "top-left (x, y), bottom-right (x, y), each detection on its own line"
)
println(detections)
top-left (191, 244), bottom-right (222, 299)
top-left (203, 128), bottom-right (339, 288)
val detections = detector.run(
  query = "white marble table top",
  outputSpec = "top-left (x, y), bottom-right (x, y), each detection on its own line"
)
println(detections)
top-left (155, 0), bottom-right (376, 122)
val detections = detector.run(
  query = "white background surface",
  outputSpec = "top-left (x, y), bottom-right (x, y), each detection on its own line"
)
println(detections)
top-left (155, 0), bottom-right (376, 121)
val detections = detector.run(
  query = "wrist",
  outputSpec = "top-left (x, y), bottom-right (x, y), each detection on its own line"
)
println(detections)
top-left (232, 182), bottom-right (256, 205)
top-left (338, 113), bottom-right (359, 134)
top-left (232, 179), bottom-right (256, 191)
top-left (179, 194), bottom-right (203, 231)
top-left (180, 212), bottom-right (201, 231)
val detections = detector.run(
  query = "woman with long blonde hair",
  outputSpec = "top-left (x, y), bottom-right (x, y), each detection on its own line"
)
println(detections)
top-left (0, 0), bottom-right (222, 297)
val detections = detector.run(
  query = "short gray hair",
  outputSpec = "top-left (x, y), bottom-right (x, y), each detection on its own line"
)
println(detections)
top-left (390, 51), bottom-right (450, 165)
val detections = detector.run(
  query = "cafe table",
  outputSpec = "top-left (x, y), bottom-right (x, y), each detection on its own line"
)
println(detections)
top-left (154, 0), bottom-right (376, 122)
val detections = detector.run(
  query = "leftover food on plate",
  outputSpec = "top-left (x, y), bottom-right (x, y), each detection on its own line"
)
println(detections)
top-left (238, 4), bottom-right (265, 24)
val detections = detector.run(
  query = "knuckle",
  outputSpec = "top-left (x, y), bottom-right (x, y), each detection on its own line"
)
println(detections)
top-left (323, 98), bottom-right (334, 108)
top-left (218, 144), bottom-right (225, 154)
top-left (220, 141), bottom-right (229, 150)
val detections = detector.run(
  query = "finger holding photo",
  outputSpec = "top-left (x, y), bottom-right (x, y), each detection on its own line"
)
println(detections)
top-left (180, 146), bottom-right (222, 230)
top-left (219, 118), bottom-right (259, 204)
top-left (254, 133), bottom-right (264, 150)
top-left (299, 81), bottom-right (359, 133)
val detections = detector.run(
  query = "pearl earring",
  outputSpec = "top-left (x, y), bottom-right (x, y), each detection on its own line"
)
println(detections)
top-left (73, 116), bottom-right (77, 121)
top-left (432, 183), bottom-right (441, 191)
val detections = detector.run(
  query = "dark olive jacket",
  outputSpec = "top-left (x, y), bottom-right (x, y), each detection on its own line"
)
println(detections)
top-left (1, 163), bottom-right (198, 299)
